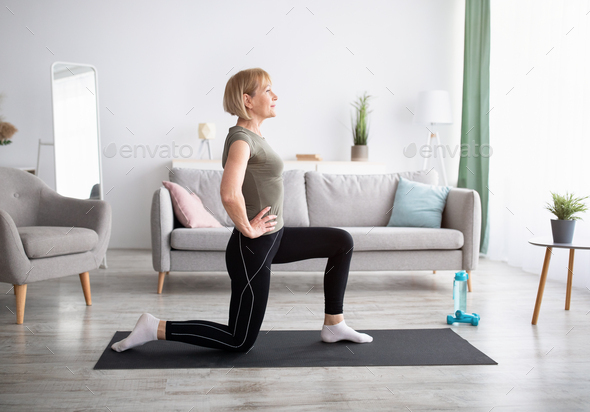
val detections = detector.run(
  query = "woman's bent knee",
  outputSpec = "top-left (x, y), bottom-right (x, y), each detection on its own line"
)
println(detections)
top-left (336, 228), bottom-right (354, 253)
top-left (232, 337), bottom-right (256, 353)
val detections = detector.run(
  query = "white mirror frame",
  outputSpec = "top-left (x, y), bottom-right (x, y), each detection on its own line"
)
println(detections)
top-left (50, 61), bottom-right (104, 201)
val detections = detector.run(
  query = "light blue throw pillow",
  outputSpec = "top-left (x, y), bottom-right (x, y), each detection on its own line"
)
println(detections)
top-left (387, 177), bottom-right (451, 228)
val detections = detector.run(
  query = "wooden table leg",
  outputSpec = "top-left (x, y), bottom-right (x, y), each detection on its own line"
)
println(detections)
top-left (565, 249), bottom-right (575, 310)
top-left (532, 247), bottom-right (552, 325)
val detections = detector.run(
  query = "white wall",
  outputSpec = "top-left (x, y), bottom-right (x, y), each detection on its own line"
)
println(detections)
top-left (0, 0), bottom-right (466, 248)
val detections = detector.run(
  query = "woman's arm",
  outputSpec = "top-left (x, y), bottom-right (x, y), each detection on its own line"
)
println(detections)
top-left (220, 140), bottom-right (255, 237)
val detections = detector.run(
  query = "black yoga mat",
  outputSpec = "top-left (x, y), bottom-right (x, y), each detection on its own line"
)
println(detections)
top-left (94, 328), bottom-right (496, 370)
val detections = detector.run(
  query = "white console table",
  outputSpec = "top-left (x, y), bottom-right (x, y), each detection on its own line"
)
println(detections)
top-left (172, 159), bottom-right (387, 174)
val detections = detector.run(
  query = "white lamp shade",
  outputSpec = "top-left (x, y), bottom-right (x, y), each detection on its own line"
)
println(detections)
top-left (413, 90), bottom-right (453, 125)
top-left (198, 123), bottom-right (216, 140)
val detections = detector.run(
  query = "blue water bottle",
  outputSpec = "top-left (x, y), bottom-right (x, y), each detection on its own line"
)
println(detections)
top-left (453, 270), bottom-right (468, 313)
top-left (447, 270), bottom-right (480, 326)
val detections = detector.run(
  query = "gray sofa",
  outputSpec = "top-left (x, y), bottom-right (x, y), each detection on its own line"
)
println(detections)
top-left (151, 167), bottom-right (481, 294)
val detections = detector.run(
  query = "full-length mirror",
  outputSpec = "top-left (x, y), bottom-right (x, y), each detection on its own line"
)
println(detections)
top-left (51, 62), bottom-right (103, 200)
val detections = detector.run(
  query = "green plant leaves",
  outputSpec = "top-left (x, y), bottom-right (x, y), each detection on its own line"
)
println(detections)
top-left (350, 92), bottom-right (373, 145)
top-left (544, 191), bottom-right (589, 221)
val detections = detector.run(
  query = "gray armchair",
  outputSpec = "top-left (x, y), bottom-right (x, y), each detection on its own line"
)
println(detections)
top-left (0, 167), bottom-right (111, 324)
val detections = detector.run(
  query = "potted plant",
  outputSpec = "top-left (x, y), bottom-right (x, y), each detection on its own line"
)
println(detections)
top-left (350, 92), bottom-right (373, 161)
top-left (0, 93), bottom-right (18, 146)
top-left (544, 191), bottom-right (588, 243)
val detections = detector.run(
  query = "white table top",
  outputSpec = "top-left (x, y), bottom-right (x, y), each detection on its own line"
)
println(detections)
top-left (528, 236), bottom-right (590, 250)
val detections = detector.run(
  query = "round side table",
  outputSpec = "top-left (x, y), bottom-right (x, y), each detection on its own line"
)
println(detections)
top-left (528, 236), bottom-right (590, 325)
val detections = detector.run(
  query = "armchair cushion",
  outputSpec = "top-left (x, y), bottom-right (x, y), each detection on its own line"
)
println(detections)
top-left (17, 226), bottom-right (99, 258)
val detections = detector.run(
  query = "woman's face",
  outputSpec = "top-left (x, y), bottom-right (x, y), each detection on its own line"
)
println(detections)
top-left (245, 80), bottom-right (278, 119)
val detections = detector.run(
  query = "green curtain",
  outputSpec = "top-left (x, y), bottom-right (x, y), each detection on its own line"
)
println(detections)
top-left (458, 0), bottom-right (491, 254)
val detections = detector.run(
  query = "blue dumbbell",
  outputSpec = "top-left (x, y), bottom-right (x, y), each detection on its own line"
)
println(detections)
top-left (447, 310), bottom-right (480, 326)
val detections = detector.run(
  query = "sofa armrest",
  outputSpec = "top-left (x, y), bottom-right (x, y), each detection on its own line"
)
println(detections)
top-left (0, 209), bottom-right (32, 285)
top-left (37, 187), bottom-right (112, 268)
top-left (441, 188), bottom-right (482, 270)
top-left (151, 187), bottom-right (174, 272)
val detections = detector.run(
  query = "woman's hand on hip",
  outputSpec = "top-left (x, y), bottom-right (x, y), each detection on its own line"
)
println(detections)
top-left (247, 207), bottom-right (277, 239)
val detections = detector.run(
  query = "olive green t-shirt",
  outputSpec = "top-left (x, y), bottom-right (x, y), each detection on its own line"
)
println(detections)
top-left (221, 126), bottom-right (284, 236)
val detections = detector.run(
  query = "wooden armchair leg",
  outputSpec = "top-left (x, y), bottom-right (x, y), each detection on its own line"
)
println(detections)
top-left (14, 284), bottom-right (27, 324)
top-left (433, 270), bottom-right (436, 274)
top-left (466, 270), bottom-right (473, 292)
top-left (79, 272), bottom-right (92, 306)
top-left (157, 272), bottom-right (168, 294)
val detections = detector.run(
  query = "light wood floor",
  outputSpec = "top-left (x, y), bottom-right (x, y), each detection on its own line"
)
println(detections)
top-left (1, 249), bottom-right (589, 411)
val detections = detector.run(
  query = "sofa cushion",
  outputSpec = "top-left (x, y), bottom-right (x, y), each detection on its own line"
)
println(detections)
top-left (336, 227), bottom-right (463, 251)
top-left (170, 226), bottom-right (463, 252)
top-left (282, 169), bottom-right (310, 226)
top-left (162, 181), bottom-right (223, 228)
top-left (169, 168), bottom-right (310, 228)
top-left (171, 227), bottom-right (233, 251)
top-left (305, 169), bottom-right (439, 227)
top-left (387, 177), bottom-right (451, 228)
top-left (170, 168), bottom-right (232, 226)
top-left (18, 226), bottom-right (99, 258)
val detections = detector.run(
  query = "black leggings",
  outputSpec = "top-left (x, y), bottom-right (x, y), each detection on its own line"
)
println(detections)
top-left (165, 226), bottom-right (354, 352)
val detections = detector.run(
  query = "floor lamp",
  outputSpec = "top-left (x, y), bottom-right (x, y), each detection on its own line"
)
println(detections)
top-left (413, 90), bottom-right (453, 186)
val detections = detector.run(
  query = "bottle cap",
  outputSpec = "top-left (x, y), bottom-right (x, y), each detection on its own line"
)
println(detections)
top-left (454, 270), bottom-right (468, 281)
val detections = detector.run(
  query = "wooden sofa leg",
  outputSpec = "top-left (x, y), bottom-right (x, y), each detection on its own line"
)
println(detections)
top-left (433, 270), bottom-right (436, 274)
top-left (79, 272), bottom-right (92, 306)
top-left (466, 270), bottom-right (473, 292)
top-left (157, 272), bottom-right (168, 294)
top-left (14, 284), bottom-right (27, 324)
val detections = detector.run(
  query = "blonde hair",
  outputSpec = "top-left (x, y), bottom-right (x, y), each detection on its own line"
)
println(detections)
top-left (223, 68), bottom-right (272, 120)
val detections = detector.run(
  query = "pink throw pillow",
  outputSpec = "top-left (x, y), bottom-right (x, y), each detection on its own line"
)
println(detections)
top-left (162, 181), bottom-right (223, 228)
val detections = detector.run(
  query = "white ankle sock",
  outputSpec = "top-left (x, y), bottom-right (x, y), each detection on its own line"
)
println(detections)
top-left (111, 313), bottom-right (160, 352)
top-left (321, 320), bottom-right (373, 343)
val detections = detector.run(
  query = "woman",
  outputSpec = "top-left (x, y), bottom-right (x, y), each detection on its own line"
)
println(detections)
top-left (111, 68), bottom-right (372, 353)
